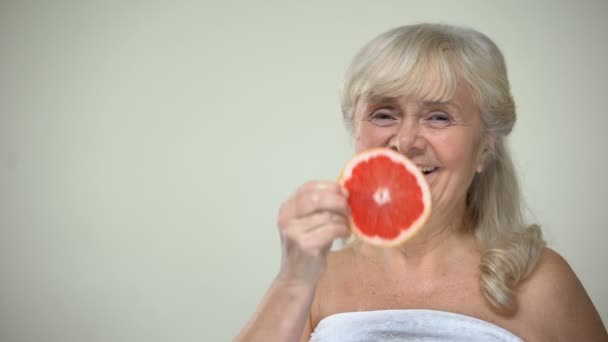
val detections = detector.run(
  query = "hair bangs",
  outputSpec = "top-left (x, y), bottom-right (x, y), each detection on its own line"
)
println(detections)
top-left (363, 51), bottom-right (459, 105)
top-left (342, 35), bottom-right (463, 123)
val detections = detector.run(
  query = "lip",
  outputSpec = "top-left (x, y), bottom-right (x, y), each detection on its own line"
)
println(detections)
top-left (418, 166), bottom-right (439, 175)
top-left (421, 167), bottom-right (439, 184)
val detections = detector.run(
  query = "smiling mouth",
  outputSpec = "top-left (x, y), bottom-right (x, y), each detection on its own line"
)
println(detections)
top-left (419, 166), bottom-right (439, 175)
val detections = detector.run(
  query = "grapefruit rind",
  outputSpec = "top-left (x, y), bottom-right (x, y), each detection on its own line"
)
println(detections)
top-left (338, 148), bottom-right (432, 247)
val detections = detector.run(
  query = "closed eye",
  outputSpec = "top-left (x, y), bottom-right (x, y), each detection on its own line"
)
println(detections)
top-left (369, 110), bottom-right (399, 126)
top-left (429, 113), bottom-right (450, 121)
top-left (373, 113), bottom-right (394, 120)
top-left (425, 112), bottom-right (453, 128)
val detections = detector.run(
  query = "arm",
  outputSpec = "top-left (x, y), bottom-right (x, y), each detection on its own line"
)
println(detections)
top-left (520, 248), bottom-right (608, 342)
top-left (235, 181), bottom-right (350, 342)
top-left (234, 278), bottom-right (314, 342)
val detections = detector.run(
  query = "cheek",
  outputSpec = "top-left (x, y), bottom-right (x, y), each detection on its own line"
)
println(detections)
top-left (434, 133), bottom-right (478, 170)
top-left (354, 124), bottom-right (391, 152)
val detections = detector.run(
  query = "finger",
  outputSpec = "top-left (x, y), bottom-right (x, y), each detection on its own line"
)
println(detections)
top-left (278, 181), bottom-right (348, 229)
top-left (286, 211), bottom-right (349, 234)
top-left (295, 180), bottom-right (346, 196)
top-left (281, 211), bottom-right (350, 244)
top-left (294, 190), bottom-right (349, 219)
top-left (297, 221), bottom-right (351, 253)
top-left (286, 222), bottom-right (349, 255)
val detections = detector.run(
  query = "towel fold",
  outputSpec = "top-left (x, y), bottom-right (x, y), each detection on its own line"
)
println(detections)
top-left (310, 309), bottom-right (523, 341)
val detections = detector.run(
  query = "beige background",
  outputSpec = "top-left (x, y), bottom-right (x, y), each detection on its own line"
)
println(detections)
top-left (1, 1), bottom-right (606, 341)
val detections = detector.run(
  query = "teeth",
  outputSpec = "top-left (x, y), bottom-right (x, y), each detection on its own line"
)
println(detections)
top-left (418, 166), bottom-right (436, 173)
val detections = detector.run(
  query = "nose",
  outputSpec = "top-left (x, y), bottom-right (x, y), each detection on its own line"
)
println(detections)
top-left (388, 118), bottom-right (426, 157)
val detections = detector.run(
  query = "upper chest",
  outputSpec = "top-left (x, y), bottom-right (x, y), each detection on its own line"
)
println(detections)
top-left (313, 251), bottom-right (547, 342)
top-left (317, 253), bottom-right (483, 316)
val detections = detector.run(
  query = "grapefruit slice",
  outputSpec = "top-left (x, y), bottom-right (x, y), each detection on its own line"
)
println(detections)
top-left (338, 148), bottom-right (431, 246)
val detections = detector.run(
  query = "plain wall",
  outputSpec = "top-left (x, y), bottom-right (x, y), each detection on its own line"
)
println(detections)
top-left (1, 0), bottom-right (606, 341)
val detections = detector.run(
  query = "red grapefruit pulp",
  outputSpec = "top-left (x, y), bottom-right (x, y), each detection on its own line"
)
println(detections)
top-left (339, 148), bottom-right (431, 246)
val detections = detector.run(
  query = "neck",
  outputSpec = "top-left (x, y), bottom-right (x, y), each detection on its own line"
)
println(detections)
top-left (398, 217), bottom-right (471, 259)
top-left (359, 201), bottom-right (477, 270)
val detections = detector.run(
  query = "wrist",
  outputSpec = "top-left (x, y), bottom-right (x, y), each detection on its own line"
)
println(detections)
top-left (273, 273), bottom-right (318, 298)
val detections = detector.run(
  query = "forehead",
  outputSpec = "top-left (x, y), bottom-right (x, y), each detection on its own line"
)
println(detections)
top-left (358, 80), bottom-right (478, 115)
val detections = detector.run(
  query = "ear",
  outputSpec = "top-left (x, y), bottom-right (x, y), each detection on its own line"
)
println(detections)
top-left (476, 135), bottom-right (496, 173)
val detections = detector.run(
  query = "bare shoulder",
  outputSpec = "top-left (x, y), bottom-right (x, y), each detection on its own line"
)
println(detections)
top-left (323, 241), bottom-right (364, 283)
top-left (310, 243), bottom-right (360, 326)
top-left (326, 242), bottom-right (358, 270)
top-left (318, 242), bottom-right (358, 293)
top-left (518, 247), bottom-right (608, 341)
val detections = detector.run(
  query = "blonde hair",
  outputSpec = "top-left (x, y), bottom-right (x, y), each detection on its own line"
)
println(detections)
top-left (341, 23), bottom-right (545, 313)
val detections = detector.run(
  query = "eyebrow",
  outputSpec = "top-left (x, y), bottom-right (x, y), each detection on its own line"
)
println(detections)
top-left (423, 100), bottom-right (461, 110)
top-left (366, 96), bottom-right (398, 104)
top-left (363, 97), bottom-right (462, 111)
top-left (423, 100), bottom-right (447, 105)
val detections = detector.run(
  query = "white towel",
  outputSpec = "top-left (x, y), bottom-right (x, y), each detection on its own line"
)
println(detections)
top-left (310, 309), bottom-right (523, 341)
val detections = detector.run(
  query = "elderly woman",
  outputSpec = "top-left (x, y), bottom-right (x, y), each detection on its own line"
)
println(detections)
top-left (236, 24), bottom-right (608, 341)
